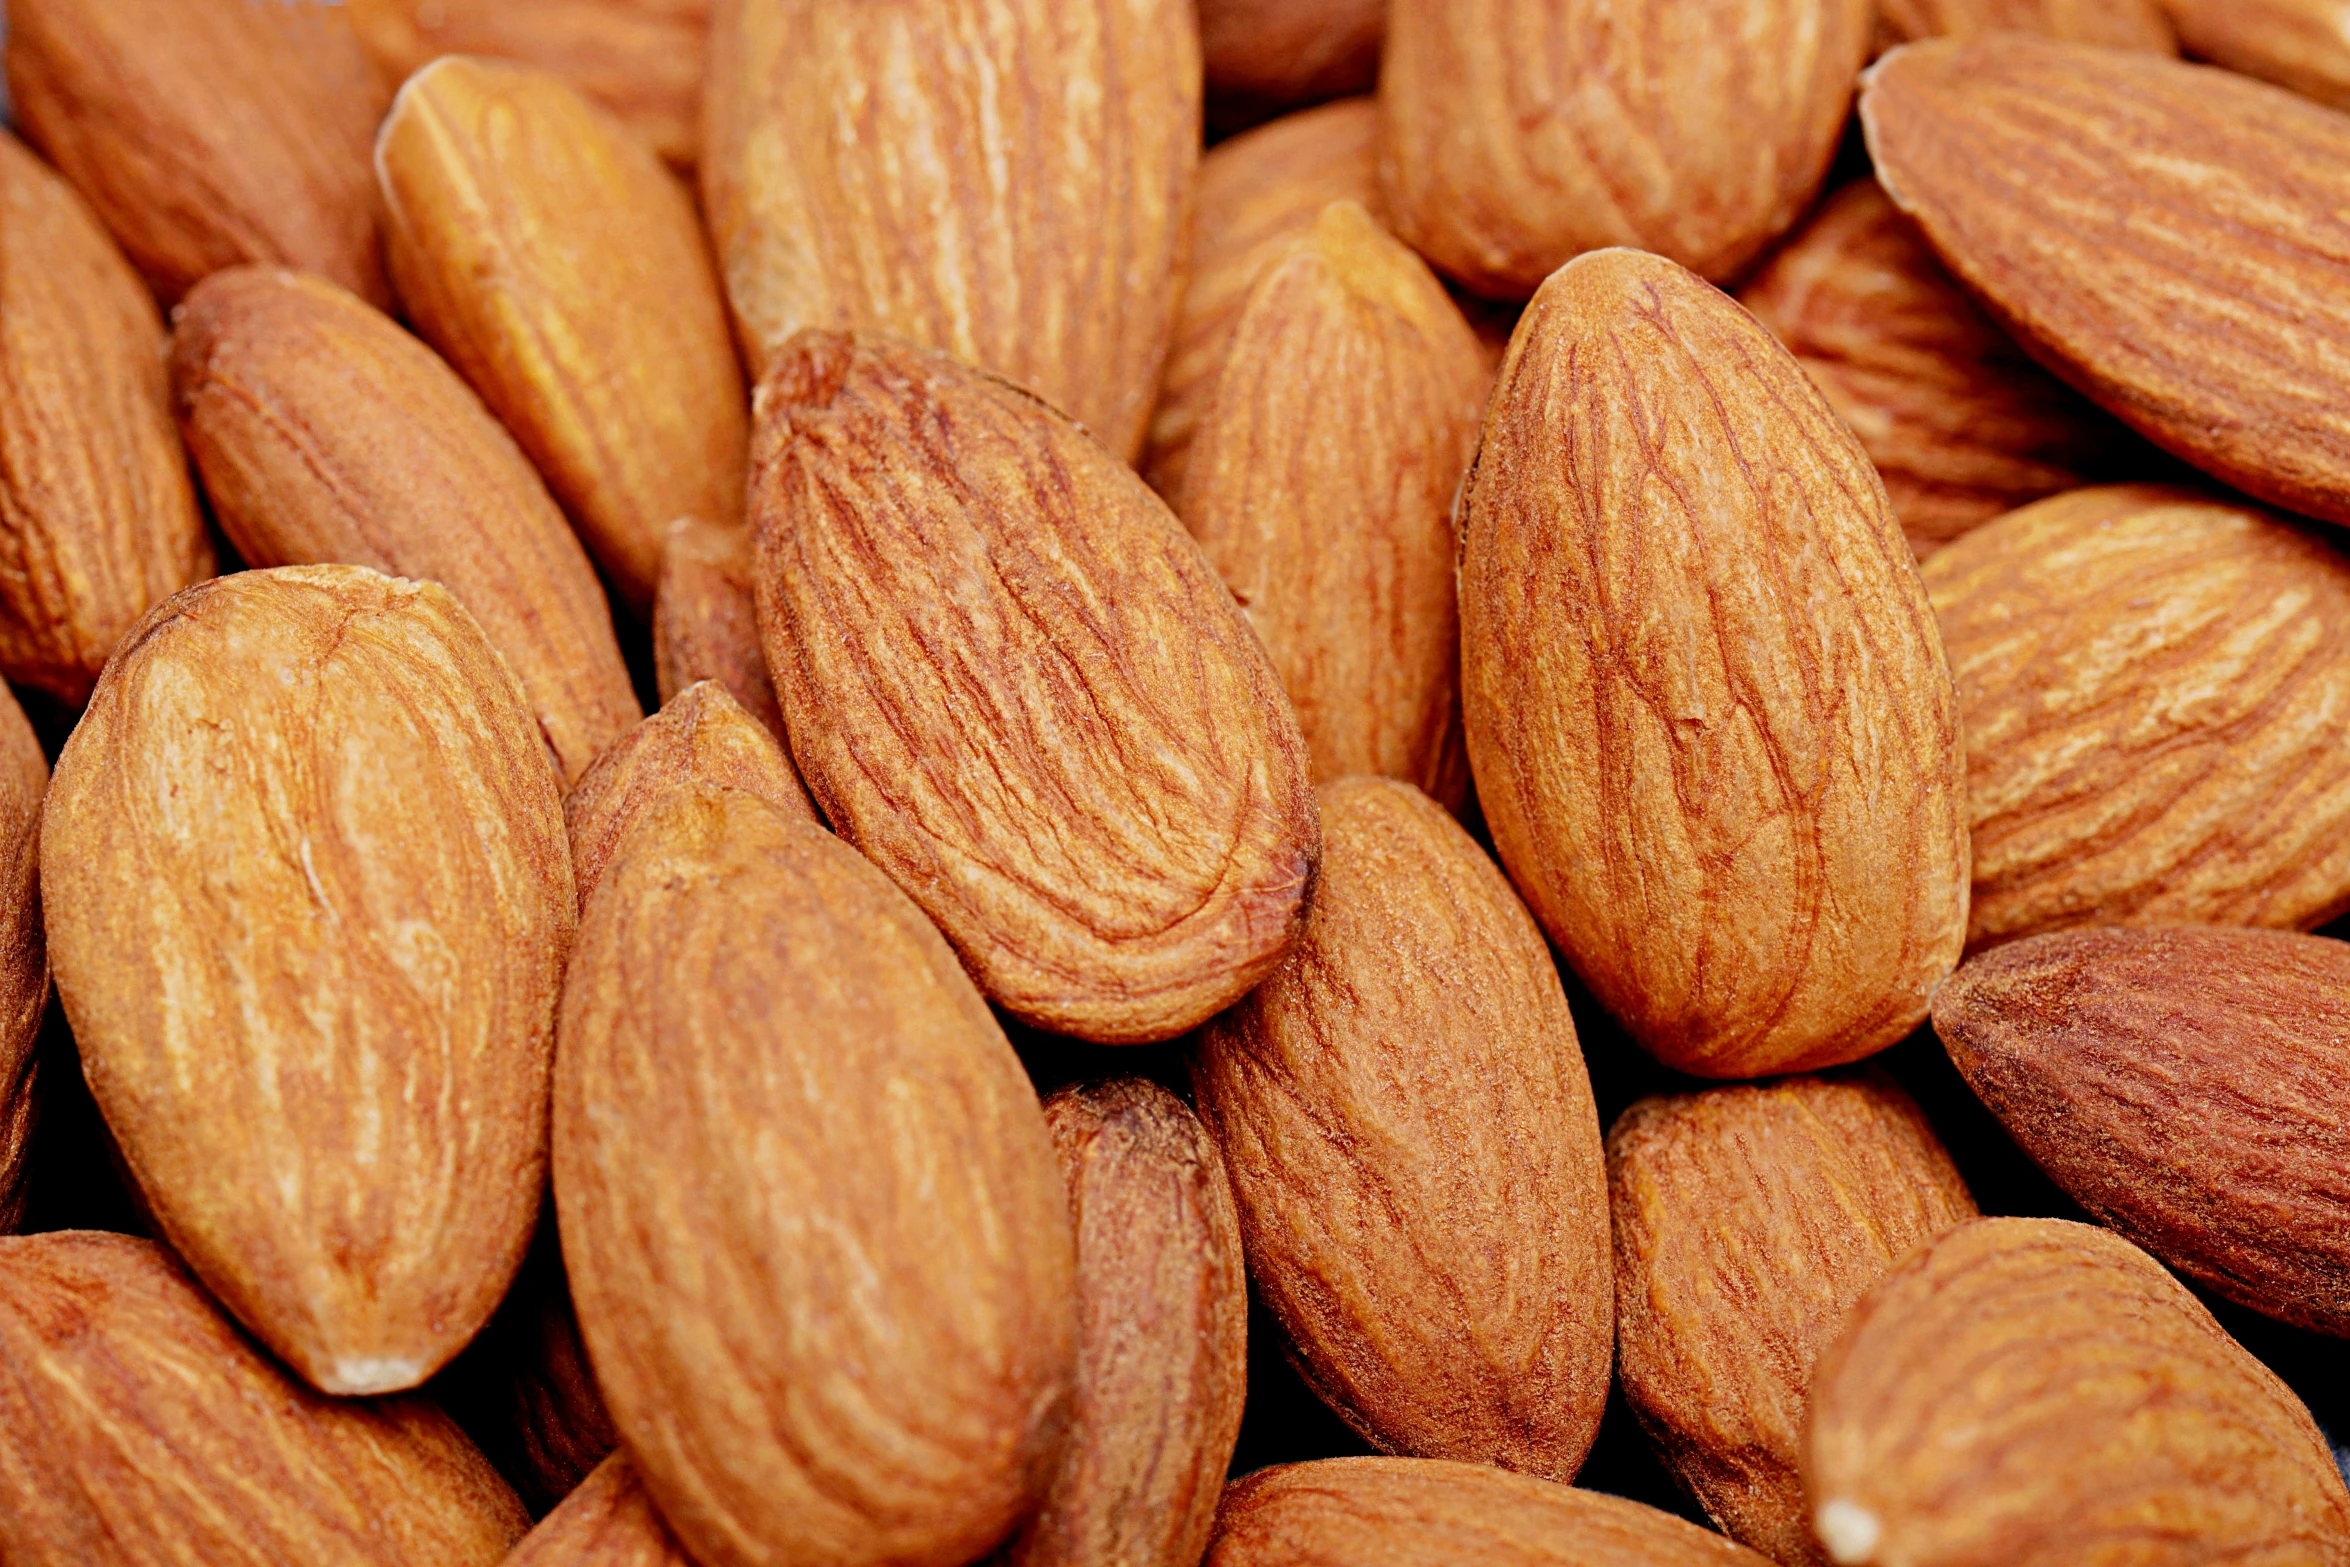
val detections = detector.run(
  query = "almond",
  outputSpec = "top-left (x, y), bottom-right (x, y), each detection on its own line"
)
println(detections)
top-left (1738, 179), bottom-right (2144, 558)
top-left (652, 516), bottom-right (787, 742)
top-left (4, 0), bottom-right (389, 307)
top-left (377, 56), bottom-right (748, 615)
top-left (1460, 249), bottom-right (1970, 1079)
top-left (1920, 485), bottom-right (2350, 948)
top-left (701, 0), bottom-right (1199, 461)
top-left (1875, 0), bottom-right (2176, 48)
top-left (751, 331), bottom-right (1319, 1045)
top-left (1861, 34), bottom-right (2350, 527)
top-left (1803, 1217), bottom-right (2350, 1566)
top-left (1609, 1073), bottom-right (1978, 1565)
top-left (1933, 926), bottom-right (2350, 1337)
top-left (505, 1453), bottom-right (693, 1567)
top-left (169, 266), bottom-right (642, 785)
top-left (553, 785), bottom-right (1076, 1567)
top-left (2160, 0), bottom-right (2350, 110)
top-left (1378, 0), bottom-right (1873, 297)
top-left (0, 689), bottom-right (46, 1233)
top-left (0, 1230), bottom-right (528, 1564)
top-left (0, 132), bottom-right (215, 705)
top-left (1199, 0), bottom-right (1382, 121)
top-left (1191, 777), bottom-right (1612, 1480)
top-left (41, 565), bottom-right (574, 1395)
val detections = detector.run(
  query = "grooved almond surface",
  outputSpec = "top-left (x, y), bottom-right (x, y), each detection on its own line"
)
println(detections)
top-left (1609, 1074), bottom-right (1977, 1565)
top-left (41, 565), bottom-right (574, 1396)
top-left (506, 1454), bottom-right (693, 1567)
top-left (1875, 0), bottom-right (2175, 47)
top-left (1199, 0), bottom-right (1382, 115)
top-left (1803, 1218), bottom-right (2350, 1566)
top-left (751, 331), bottom-right (1319, 1045)
top-left (1192, 777), bottom-right (1612, 1481)
top-left (652, 517), bottom-right (786, 742)
top-left (702, 0), bottom-right (1200, 460)
top-left (0, 689), bottom-right (45, 1233)
top-left (1862, 35), bottom-right (2350, 527)
top-left (1934, 926), bottom-right (2350, 1337)
top-left (2161, 0), bottom-right (2350, 110)
top-left (1460, 248), bottom-right (1970, 1079)
top-left (1920, 485), bottom-right (2350, 948)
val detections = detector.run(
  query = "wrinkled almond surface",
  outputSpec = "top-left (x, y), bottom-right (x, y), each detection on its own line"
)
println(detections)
top-left (1875, 0), bottom-right (2175, 48)
top-left (653, 517), bottom-right (786, 741)
top-left (0, 689), bottom-right (45, 1233)
top-left (1199, 0), bottom-right (1382, 117)
top-left (2160, 0), bottom-right (2350, 109)
top-left (505, 1453), bottom-right (693, 1567)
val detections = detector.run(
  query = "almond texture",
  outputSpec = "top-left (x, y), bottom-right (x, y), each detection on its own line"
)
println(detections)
top-left (751, 331), bottom-right (1319, 1044)
top-left (1875, 0), bottom-right (2175, 47)
top-left (0, 689), bottom-right (45, 1233)
top-left (2160, 0), bottom-right (2350, 110)
top-left (1460, 249), bottom-right (1970, 1078)
top-left (505, 1454), bottom-right (693, 1567)
top-left (1199, 0), bottom-right (1382, 117)
top-left (41, 565), bottom-right (574, 1396)
top-left (652, 516), bottom-right (787, 741)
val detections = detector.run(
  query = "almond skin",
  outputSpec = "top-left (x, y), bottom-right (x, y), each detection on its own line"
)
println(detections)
top-left (0, 688), bottom-right (46, 1233)
top-left (1192, 777), bottom-right (1612, 1481)
top-left (1933, 926), bottom-right (2350, 1337)
top-left (169, 266), bottom-right (641, 785)
top-left (553, 786), bottom-right (1076, 1567)
top-left (1803, 1218), bottom-right (2350, 1566)
top-left (1862, 35), bottom-right (2350, 527)
top-left (751, 331), bottom-right (1319, 1045)
top-left (1875, 0), bottom-right (2176, 47)
top-left (4, 0), bottom-right (389, 307)
top-left (1199, 0), bottom-right (1382, 119)
top-left (0, 1230), bottom-right (528, 1565)
top-left (1609, 1074), bottom-right (1978, 1565)
top-left (701, 0), bottom-right (1199, 460)
top-left (2160, 0), bottom-right (2350, 110)
top-left (41, 565), bottom-right (574, 1396)
top-left (1378, 0), bottom-right (1873, 297)
top-left (1920, 485), bottom-right (2350, 948)
top-left (505, 1453), bottom-right (693, 1567)
top-left (1460, 249), bottom-right (1970, 1079)
top-left (652, 516), bottom-right (787, 742)
top-left (377, 56), bottom-right (747, 615)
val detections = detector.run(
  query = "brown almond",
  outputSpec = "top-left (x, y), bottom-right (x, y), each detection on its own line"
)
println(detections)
top-left (1460, 249), bottom-right (1970, 1078)
top-left (652, 516), bottom-right (787, 742)
top-left (377, 56), bottom-right (747, 615)
top-left (701, 0), bottom-right (1199, 460)
top-left (553, 786), bottom-right (1076, 1567)
top-left (1875, 0), bottom-right (2176, 48)
top-left (1933, 926), bottom-right (2350, 1337)
top-left (1803, 1217), bottom-right (2350, 1566)
top-left (1920, 485), bottom-right (2350, 947)
top-left (4, 0), bottom-right (389, 307)
top-left (1192, 777), bottom-right (1612, 1480)
top-left (1200, 0), bottom-right (1382, 120)
top-left (0, 688), bottom-right (46, 1233)
top-left (751, 331), bottom-right (1319, 1045)
top-left (505, 1453), bottom-right (692, 1567)
top-left (1609, 1074), bottom-right (1978, 1565)
top-left (2161, 0), bottom-right (2350, 110)
top-left (170, 266), bottom-right (641, 785)
top-left (41, 565), bottom-right (574, 1395)
top-left (1378, 0), bottom-right (1873, 297)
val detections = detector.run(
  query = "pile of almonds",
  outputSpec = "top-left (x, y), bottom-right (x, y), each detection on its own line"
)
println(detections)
top-left (3, 0), bottom-right (2349, 1563)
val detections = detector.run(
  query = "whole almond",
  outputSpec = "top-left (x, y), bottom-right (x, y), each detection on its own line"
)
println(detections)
top-left (41, 565), bottom-right (574, 1396)
top-left (1192, 777), bottom-right (1612, 1480)
top-left (652, 517), bottom-right (787, 741)
top-left (377, 56), bottom-right (748, 615)
top-left (751, 331), bottom-right (1319, 1045)
top-left (1934, 926), bottom-right (2350, 1337)
top-left (0, 132), bottom-right (215, 705)
top-left (1875, 0), bottom-right (2176, 47)
top-left (1920, 485), bottom-right (2350, 947)
top-left (0, 1231), bottom-right (528, 1564)
top-left (1378, 0), bottom-right (1873, 297)
top-left (1199, 0), bottom-right (1382, 119)
top-left (170, 266), bottom-right (641, 785)
top-left (554, 786), bottom-right (1076, 1567)
top-left (1460, 249), bottom-right (1970, 1078)
top-left (0, 689), bottom-right (46, 1233)
top-left (505, 1453), bottom-right (692, 1567)
top-left (2160, 0), bottom-right (2350, 110)
top-left (1862, 35), bottom-right (2350, 527)
top-left (4, 0), bottom-right (389, 307)
top-left (1609, 1074), bottom-right (1978, 1565)
top-left (1803, 1218), bottom-right (2350, 1566)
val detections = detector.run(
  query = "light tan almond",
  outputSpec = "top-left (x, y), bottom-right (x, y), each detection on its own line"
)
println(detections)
top-left (1200, 0), bottom-right (1382, 119)
top-left (652, 517), bottom-right (786, 743)
top-left (1876, 0), bottom-right (2176, 48)
top-left (0, 688), bottom-right (45, 1234)
top-left (2161, 0), bottom-right (2350, 109)
top-left (505, 1453), bottom-right (693, 1567)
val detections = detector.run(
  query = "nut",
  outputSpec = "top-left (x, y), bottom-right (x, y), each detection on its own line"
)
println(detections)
top-left (1199, 0), bottom-right (1382, 121)
top-left (2159, 0), bottom-right (2350, 110)
top-left (653, 517), bottom-right (787, 742)
top-left (0, 688), bottom-right (46, 1233)
top-left (504, 1453), bottom-right (692, 1567)
top-left (1874, 0), bottom-right (2176, 49)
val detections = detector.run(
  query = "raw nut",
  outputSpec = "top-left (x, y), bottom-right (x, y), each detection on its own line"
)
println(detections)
top-left (0, 132), bottom-right (215, 705)
top-left (564, 680), bottom-right (818, 914)
top-left (751, 331), bottom-right (1319, 1045)
top-left (553, 786), bottom-right (1076, 1567)
top-left (1378, 0), bottom-right (1873, 297)
top-left (1460, 249), bottom-right (1970, 1079)
top-left (41, 565), bottom-right (575, 1396)
top-left (653, 517), bottom-right (787, 742)
top-left (1738, 179), bottom-right (2143, 558)
top-left (1920, 485), bottom-right (2350, 947)
top-left (1199, 0), bottom-right (1382, 121)
top-left (1191, 777), bottom-right (1612, 1480)
top-left (0, 1231), bottom-right (528, 1564)
top-left (505, 1454), bottom-right (692, 1567)
top-left (1009, 1079), bottom-right (1247, 1567)
top-left (4, 0), bottom-right (389, 306)
top-left (1862, 35), bottom-right (2350, 527)
top-left (2160, 0), bottom-right (2350, 110)
top-left (169, 266), bottom-right (642, 785)
top-left (1933, 926), bottom-right (2350, 1337)
top-left (1206, 1457), bottom-right (1775, 1567)
top-left (1803, 1217), bottom-right (2350, 1566)
top-left (1609, 1074), bottom-right (1978, 1565)
top-left (377, 56), bottom-right (748, 615)
top-left (1875, 0), bottom-right (2176, 48)
top-left (0, 688), bottom-right (46, 1234)
top-left (1172, 201), bottom-right (1487, 806)
top-left (701, 0), bottom-right (1199, 460)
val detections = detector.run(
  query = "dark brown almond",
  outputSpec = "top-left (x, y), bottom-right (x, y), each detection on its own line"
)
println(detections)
top-left (504, 1453), bottom-right (692, 1567)
top-left (2162, 0), bottom-right (2350, 110)
top-left (1200, 0), bottom-right (1383, 122)
top-left (652, 517), bottom-right (787, 742)
top-left (0, 688), bottom-right (45, 1233)
top-left (1875, 0), bottom-right (2176, 48)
